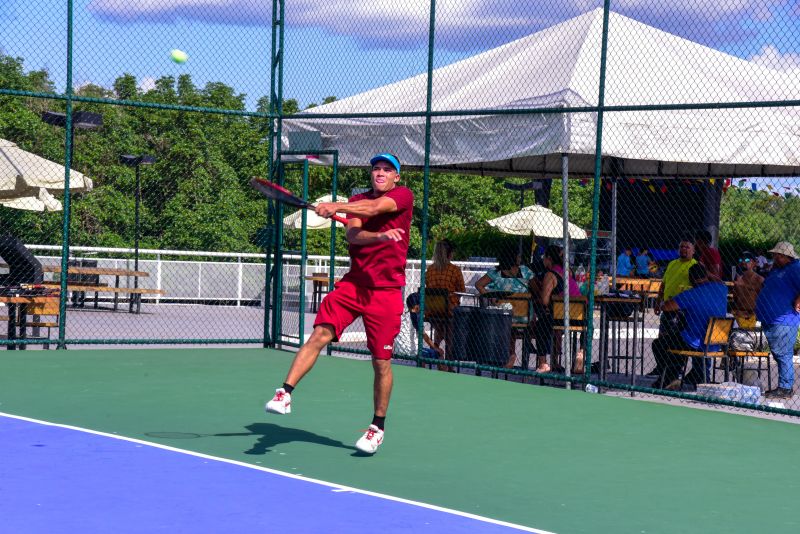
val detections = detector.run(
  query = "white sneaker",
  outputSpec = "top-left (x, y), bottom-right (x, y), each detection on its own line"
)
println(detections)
top-left (265, 388), bottom-right (291, 414)
top-left (355, 424), bottom-right (384, 454)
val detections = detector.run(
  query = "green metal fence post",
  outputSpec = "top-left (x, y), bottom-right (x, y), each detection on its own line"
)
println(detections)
top-left (298, 159), bottom-right (310, 343)
top-left (326, 152), bottom-right (339, 357)
top-left (266, 0), bottom-right (286, 348)
top-left (416, 0), bottom-right (438, 367)
top-left (56, 0), bottom-right (76, 350)
top-left (585, 1), bottom-right (612, 378)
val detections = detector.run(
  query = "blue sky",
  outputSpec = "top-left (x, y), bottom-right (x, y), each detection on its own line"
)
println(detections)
top-left (1, 1), bottom-right (799, 111)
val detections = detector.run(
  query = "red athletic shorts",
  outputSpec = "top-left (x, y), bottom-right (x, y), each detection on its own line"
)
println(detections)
top-left (314, 281), bottom-right (403, 360)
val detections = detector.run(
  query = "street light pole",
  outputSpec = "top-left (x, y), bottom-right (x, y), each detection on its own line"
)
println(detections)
top-left (120, 155), bottom-right (156, 278)
top-left (41, 110), bottom-right (103, 237)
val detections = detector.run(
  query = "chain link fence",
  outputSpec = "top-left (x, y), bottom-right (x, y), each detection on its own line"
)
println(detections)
top-left (1, 1), bottom-right (799, 416)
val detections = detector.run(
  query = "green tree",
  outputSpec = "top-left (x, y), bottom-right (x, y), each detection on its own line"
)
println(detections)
top-left (113, 73), bottom-right (138, 100)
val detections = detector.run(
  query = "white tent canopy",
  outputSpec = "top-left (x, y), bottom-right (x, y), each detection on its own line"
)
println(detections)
top-left (487, 204), bottom-right (587, 239)
top-left (0, 138), bottom-right (93, 200)
top-left (283, 9), bottom-right (800, 178)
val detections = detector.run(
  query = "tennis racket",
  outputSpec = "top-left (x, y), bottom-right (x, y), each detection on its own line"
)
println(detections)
top-left (250, 177), bottom-right (348, 225)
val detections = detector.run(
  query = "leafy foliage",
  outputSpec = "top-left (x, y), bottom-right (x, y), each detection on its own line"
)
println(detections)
top-left (1, 54), bottom-right (797, 263)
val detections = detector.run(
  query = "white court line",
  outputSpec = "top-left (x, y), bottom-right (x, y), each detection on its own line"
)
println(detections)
top-left (0, 411), bottom-right (553, 534)
top-left (282, 331), bottom-right (368, 344)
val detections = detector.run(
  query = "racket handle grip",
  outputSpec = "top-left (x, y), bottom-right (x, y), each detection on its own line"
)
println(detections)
top-left (331, 214), bottom-right (348, 225)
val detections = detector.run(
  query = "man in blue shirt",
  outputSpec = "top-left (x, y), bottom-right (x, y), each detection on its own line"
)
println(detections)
top-left (755, 242), bottom-right (800, 399)
top-left (635, 247), bottom-right (652, 277)
top-left (616, 247), bottom-right (634, 277)
top-left (650, 263), bottom-right (728, 390)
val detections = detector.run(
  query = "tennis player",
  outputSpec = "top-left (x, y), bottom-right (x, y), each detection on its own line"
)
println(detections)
top-left (266, 153), bottom-right (414, 454)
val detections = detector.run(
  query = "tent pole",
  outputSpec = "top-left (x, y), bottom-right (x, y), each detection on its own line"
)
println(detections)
top-left (518, 189), bottom-right (524, 258)
top-left (611, 177), bottom-right (617, 286)
top-left (561, 154), bottom-right (571, 388)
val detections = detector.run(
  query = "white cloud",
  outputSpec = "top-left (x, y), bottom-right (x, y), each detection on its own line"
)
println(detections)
top-left (86, 0), bottom-right (788, 51)
top-left (750, 45), bottom-right (800, 70)
top-left (138, 76), bottom-right (156, 92)
top-left (76, 80), bottom-right (98, 91)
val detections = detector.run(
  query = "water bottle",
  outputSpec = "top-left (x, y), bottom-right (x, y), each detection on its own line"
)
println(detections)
top-left (585, 384), bottom-right (599, 394)
top-left (576, 264), bottom-right (586, 284)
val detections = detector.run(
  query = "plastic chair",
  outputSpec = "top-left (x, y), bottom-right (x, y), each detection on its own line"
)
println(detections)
top-left (646, 279), bottom-right (662, 309)
top-left (498, 292), bottom-right (534, 370)
top-left (666, 316), bottom-right (734, 388)
top-left (552, 296), bottom-right (589, 374)
top-left (726, 313), bottom-right (772, 391)
top-left (422, 287), bottom-right (451, 368)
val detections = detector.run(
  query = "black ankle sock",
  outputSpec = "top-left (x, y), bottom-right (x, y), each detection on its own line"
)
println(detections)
top-left (282, 383), bottom-right (294, 394)
top-left (371, 415), bottom-right (385, 430)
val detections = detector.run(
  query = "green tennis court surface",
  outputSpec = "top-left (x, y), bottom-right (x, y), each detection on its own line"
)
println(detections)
top-left (1, 348), bottom-right (798, 533)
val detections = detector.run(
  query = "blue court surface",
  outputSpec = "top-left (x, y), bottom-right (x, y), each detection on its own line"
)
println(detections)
top-left (0, 414), bottom-right (546, 533)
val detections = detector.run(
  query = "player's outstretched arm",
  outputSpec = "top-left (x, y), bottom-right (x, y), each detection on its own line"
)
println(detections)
top-left (346, 224), bottom-right (405, 245)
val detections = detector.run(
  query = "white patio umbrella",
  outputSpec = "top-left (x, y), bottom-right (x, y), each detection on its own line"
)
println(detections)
top-left (0, 187), bottom-right (62, 212)
top-left (282, 194), bottom-right (348, 230)
top-left (487, 204), bottom-right (587, 239)
top-left (0, 138), bottom-right (93, 200)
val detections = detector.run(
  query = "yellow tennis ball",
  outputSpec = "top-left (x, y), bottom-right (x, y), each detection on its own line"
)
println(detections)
top-left (170, 49), bottom-right (189, 64)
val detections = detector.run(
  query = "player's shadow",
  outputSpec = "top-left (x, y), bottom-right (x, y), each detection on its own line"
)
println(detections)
top-left (216, 423), bottom-right (357, 455)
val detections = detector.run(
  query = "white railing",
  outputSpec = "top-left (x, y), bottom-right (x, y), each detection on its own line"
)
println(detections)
top-left (20, 245), bottom-right (497, 307)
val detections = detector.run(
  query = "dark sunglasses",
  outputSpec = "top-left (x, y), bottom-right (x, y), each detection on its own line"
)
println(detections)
top-left (738, 258), bottom-right (751, 263)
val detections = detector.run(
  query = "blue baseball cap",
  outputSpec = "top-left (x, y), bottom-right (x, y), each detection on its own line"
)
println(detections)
top-left (370, 153), bottom-right (401, 173)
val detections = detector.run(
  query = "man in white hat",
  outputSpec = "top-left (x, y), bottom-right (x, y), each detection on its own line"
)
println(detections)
top-left (755, 242), bottom-right (800, 399)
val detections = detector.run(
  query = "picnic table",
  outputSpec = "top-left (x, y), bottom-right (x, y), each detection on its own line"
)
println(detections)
top-left (42, 265), bottom-right (163, 314)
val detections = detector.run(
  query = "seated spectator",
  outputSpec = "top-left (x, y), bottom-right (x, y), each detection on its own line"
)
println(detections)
top-left (616, 247), bottom-right (634, 277)
top-left (732, 251), bottom-right (764, 319)
top-left (635, 247), bottom-right (653, 278)
top-left (475, 248), bottom-right (535, 368)
top-left (648, 237), bottom-right (697, 377)
top-left (424, 239), bottom-right (465, 351)
top-left (475, 248), bottom-right (534, 295)
top-left (394, 293), bottom-right (443, 363)
top-left (530, 245), bottom-right (581, 374)
top-left (651, 263), bottom-right (728, 390)
top-left (695, 229), bottom-right (723, 280)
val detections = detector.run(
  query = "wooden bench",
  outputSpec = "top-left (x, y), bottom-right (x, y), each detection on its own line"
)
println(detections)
top-left (1, 299), bottom-right (59, 349)
top-left (41, 283), bottom-right (165, 314)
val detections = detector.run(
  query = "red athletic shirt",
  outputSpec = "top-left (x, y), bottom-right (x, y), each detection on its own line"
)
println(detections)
top-left (340, 186), bottom-right (414, 288)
